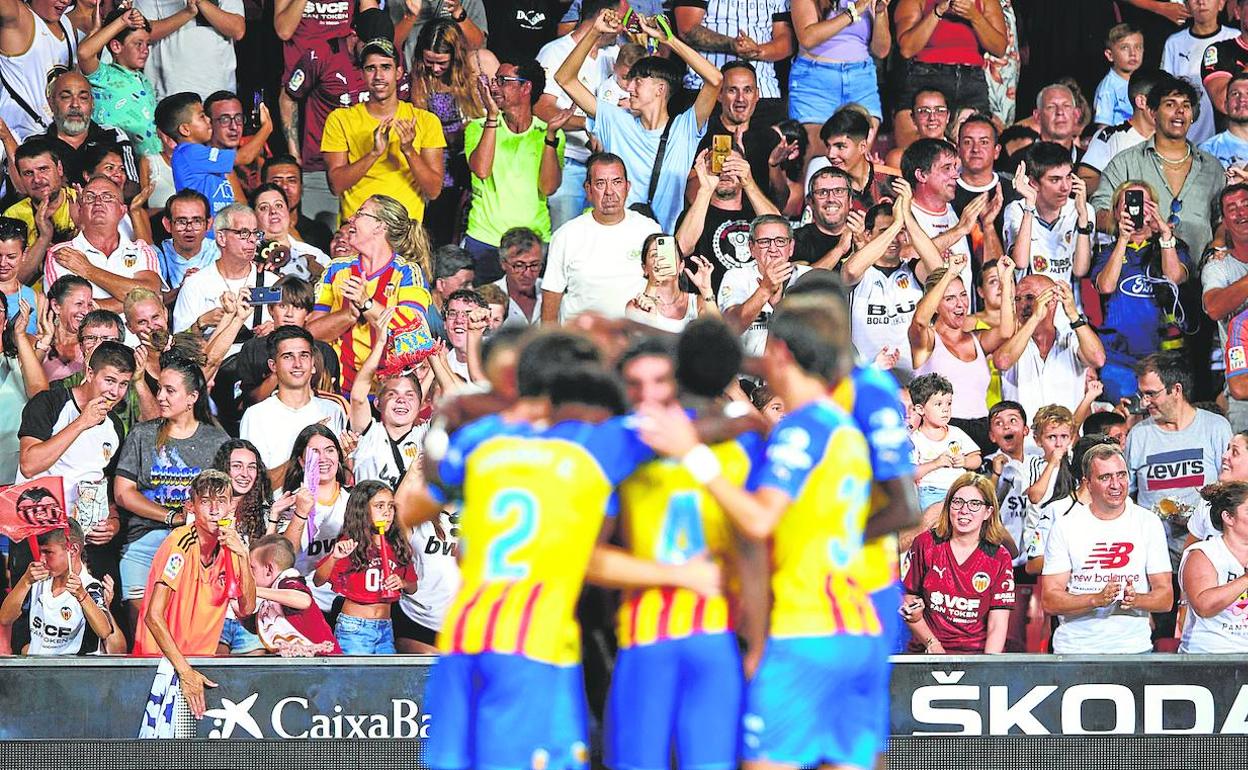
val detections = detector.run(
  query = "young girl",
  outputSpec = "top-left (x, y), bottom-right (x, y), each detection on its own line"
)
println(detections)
top-left (280, 425), bottom-right (351, 616)
top-left (314, 481), bottom-right (417, 654)
top-left (214, 438), bottom-right (276, 655)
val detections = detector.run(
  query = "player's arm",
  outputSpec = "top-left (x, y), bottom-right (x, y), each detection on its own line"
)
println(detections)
top-left (585, 544), bottom-right (721, 595)
top-left (143, 582), bottom-right (218, 718)
top-left (396, 464), bottom-right (445, 530)
top-left (733, 531), bottom-right (770, 675)
top-left (863, 476), bottom-right (921, 540)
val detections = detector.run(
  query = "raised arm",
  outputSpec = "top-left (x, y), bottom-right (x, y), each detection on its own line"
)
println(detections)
top-left (642, 15), bottom-right (722, 127)
top-left (197, 0), bottom-right (245, 41)
top-left (78, 8), bottom-right (142, 76)
top-left (554, 9), bottom-right (619, 118)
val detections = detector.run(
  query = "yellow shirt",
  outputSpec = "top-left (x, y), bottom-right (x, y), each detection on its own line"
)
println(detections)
top-left (3, 190), bottom-right (76, 248)
top-left (320, 101), bottom-right (446, 223)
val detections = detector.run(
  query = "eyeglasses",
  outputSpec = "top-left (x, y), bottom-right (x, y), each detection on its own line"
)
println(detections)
top-left (914, 106), bottom-right (950, 117)
top-left (1168, 198), bottom-right (1182, 228)
top-left (494, 75), bottom-right (528, 86)
top-left (214, 114), bottom-right (244, 126)
top-left (811, 187), bottom-right (850, 199)
top-left (1138, 386), bottom-right (1166, 401)
top-left (751, 236), bottom-right (792, 248)
top-left (172, 216), bottom-right (207, 229)
top-left (351, 210), bottom-right (382, 224)
top-left (80, 334), bottom-right (119, 345)
top-left (445, 310), bottom-right (473, 320)
top-left (221, 227), bottom-right (264, 240)
top-left (81, 192), bottom-right (120, 204)
top-left (949, 497), bottom-right (987, 512)
top-left (505, 261), bottom-right (542, 273)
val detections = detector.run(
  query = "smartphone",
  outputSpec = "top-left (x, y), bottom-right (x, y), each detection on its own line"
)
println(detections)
top-left (243, 90), bottom-right (263, 133)
top-left (653, 235), bottom-right (677, 275)
top-left (710, 134), bottom-right (732, 174)
top-left (249, 286), bottom-right (283, 305)
top-left (1125, 189), bottom-right (1144, 230)
top-left (1125, 393), bottom-right (1145, 415)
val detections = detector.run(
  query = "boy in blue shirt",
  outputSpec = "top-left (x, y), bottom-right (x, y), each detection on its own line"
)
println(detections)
top-left (1095, 24), bottom-right (1144, 127)
top-left (157, 92), bottom-right (236, 215)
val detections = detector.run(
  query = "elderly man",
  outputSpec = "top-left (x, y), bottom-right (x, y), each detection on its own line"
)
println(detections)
top-left (542, 152), bottom-right (659, 323)
top-left (717, 213), bottom-right (810, 357)
top-left (493, 226), bottom-right (544, 325)
top-left (993, 274), bottom-right (1106, 418)
top-left (1092, 74), bottom-right (1224, 259)
top-left (44, 176), bottom-right (160, 314)
top-left (38, 70), bottom-right (139, 187)
top-left (172, 203), bottom-right (260, 335)
top-left (1033, 83), bottom-right (1081, 154)
top-left (1040, 443), bottom-right (1173, 654)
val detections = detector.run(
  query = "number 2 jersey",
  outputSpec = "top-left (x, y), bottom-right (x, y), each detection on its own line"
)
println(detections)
top-left (435, 417), bottom-right (651, 665)
top-left (749, 398), bottom-right (880, 638)
top-left (615, 430), bottom-right (763, 648)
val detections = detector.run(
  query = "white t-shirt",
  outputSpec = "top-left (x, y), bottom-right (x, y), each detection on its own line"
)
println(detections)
top-left (172, 260), bottom-right (258, 333)
top-left (682, 0), bottom-right (788, 99)
top-left (543, 210), bottom-right (658, 322)
top-left (717, 261), bottom-right (811, 357)
top-left (1042, 500), bottom-right (1172, 654)
top-left (352, 420), bottom-right (427, 490)
top-left (26, 565), bottom-right (107, 655)
top-left (1025, 494), bottom-right (1080, 562)
top-left (536, 33), bottom-right (617, 164)
top-left (1161, 25), bottom-right (1240, 145)
top-left (238, 393), bottom-right (349, 470)
top-left (137, 0), bottom-right (245, 99)
top-left (849, 262), bottom-right (921, 375)
top-left (45, 232), bottom-right (159, 302)
top-left (290, 486), bottom-right (348, 612)
top-left (988, 447), bottom-right (1046, 567)
top-left (491, 275), bottom-right (542, 325)
top-left (398, 511), bottom-right (461, 631)
top-left (1000, 328), bottom-right (1088, 418)
top-left (1080, 122), bottom-right (1148, 174)
top-left (1002, 198), bottom-right (1095, 288)
top-left (910, 424), bottom-right (979, 493)
top-left (910, 201), bottom-right (973, 292)
top-left (1178, 535), bottom-right (1248, 652)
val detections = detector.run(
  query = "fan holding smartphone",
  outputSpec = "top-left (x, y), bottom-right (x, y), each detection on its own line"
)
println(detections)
top-left (625, 233), bottom-right (719, 331)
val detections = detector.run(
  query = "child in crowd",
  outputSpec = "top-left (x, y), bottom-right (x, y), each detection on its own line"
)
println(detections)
top-left (1025, 405), bottom-right (1076, 506)
top-left (157, 92), bottom-right (236, 215)
top-left (246, 534), bottom-right (340, 656)
top-left (600, 43), bottom-right (646, 109)
top-left (314, 481), bottom-right (417, 655)
top-left (1094, 24), bottom-right (1143, 126)
top-left (911, 373), bottom-right (982, 511)
top-left (984, 400), bottom-right (1043, 559)
top-left (0, 519), bottom-right (123, 655)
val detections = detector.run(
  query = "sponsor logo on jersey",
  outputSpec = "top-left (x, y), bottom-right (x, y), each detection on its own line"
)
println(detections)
top-left (164, 553), bottom-right (184, 580)
top-left (1206, 45), bottom-right (1219, 67)
top-left (1082, 542), bottom-right (1134, 570)
top-left (1229, 345), bottom-right (1247, 373)
top-left (288, 69), bottom-right (305, 91)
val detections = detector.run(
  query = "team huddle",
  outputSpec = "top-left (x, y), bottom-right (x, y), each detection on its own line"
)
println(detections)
top-left (393, 277), bottom-right (917, 770)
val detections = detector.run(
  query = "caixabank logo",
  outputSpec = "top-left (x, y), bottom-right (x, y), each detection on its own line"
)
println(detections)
top-left (201, 692), bottom-right (432, 739)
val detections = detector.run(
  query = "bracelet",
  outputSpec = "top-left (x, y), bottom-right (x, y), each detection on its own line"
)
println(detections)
top-left (1020, 204), bottom-right (1035, 215)
top-left (701, 295), bottom-right (714, 302)
top-left (847, 2), bottom-right (860, 22)
top-left (544, 135), bottom-right (559, 148)
top-left (1158, 236), bottom-right (1177, 249)
top-left (923, 636), bottom-right (938, 650)
top-left (164, 510), bottom-right (176, 527)
top-left (483, 120), bottom-right (499, 129)
top-left (294, 512), bottom-right (308, 520)
top-left (934, 8), bottom-right (945, 18)
top-left (1076, 221), bottom-right (1094, 235)
top-left (681, 444), bottom-right (722, 484)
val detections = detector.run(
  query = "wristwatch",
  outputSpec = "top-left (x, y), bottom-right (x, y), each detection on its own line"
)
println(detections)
top-left (544, 135), bottom-right (559, 148)
top-left (359, 298), bottom-right (375, 314)
top-left (1070, 314), bottom-right (1089, 330)
top-left (451, 8), bottom-right (468, 22)
top-left (1076, 221), bottom-right (1094, 235)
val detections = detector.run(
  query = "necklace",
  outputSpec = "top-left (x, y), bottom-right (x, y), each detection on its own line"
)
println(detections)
top-left (1156, 144), bottom-right (1192, 165)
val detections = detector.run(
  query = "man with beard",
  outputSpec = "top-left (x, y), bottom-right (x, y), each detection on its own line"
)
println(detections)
top-left (44, 175), bottom-right (159, 314)
top-left (37, 71), bottom-right (138, 189)
top-left (805, 107), bottom-right (896, 212)
top-left (1200, 0), bottom-right (1248, 126)
top-left (1093, 75), bottom-right (1224, 258)
top-left (204, 90), bottom-right (273, 202)
top-left (675, 147), bottom-right (779, 291)
top-left (1200, 73), bottom-right (1248, 168)
top-left (0, 0), bottom-right (77, 141)
top-left (790, 167), bottom-right (854, 269)
top-left (322, 37), bottom-right (444, 222)
top-left (3, 139), bottom-right (73, 283)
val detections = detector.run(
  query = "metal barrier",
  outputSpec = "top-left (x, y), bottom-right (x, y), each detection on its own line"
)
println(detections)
top-left (2, 654), bottom-right (1246, 768)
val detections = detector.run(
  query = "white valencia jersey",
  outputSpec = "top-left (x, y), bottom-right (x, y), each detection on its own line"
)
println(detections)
top-left (1179, 535), bottom-right (1248, 653)
top-left (27, 566), bottom-right (106, 655)
top-left (850, 262), bottom-right (921, 375)
top-left (1002, 198), bottom-right (1094, 289)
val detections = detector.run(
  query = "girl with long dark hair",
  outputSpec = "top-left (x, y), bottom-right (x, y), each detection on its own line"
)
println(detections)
top-left (279, 424), bottom-right (351, 615)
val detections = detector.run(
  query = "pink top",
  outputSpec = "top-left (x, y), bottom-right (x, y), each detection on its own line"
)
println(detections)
top-left (916, 331), bottom-right (989, 419)
top-left (914, 0), bottom-right (985, 67)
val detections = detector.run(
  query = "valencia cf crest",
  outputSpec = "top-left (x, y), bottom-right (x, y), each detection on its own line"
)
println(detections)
top-left (895, 273), bottom-right (911, 290)
top-left (972, 571), bottom-right (991, 593)
top-left (60, 606), bottom-right (72, 622)
top-left (1033, 255), bottom-right (1048, 273)
top-left (124, 253), bottom-right (137, 268)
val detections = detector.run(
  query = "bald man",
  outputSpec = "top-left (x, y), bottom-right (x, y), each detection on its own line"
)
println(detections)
top-left (39, 70), bottom-right (139, 186)
top-left (992, 273), bottom-right (1106, 417)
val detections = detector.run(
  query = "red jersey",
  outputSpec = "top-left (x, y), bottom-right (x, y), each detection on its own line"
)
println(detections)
top-left (902, 529), bottom-right (1015, 653)
top-left (282, 0), bottom-right (355, 81)
top-left (324, 545), bottom-right (417, 605)
top-left (277, 574), bottom-right (342, 654)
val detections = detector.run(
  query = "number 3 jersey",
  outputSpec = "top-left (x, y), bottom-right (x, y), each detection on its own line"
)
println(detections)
top-left (615, 432), bottom-right (763, 648)
top-left (748, 399), bottom-right (880, 638)
top-left (436, 417), bottom-right (651, 665)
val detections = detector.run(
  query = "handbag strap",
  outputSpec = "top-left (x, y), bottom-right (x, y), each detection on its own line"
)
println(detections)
top-left (645, 118), bottom-right (674, 207)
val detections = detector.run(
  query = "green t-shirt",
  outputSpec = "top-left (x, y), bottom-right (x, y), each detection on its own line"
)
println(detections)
top-left (463, 115), bottom-right (565, 245)
top-left (86, 62), bottom-right (161, 157)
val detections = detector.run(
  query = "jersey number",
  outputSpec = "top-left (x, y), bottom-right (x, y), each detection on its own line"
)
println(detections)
top-left (828, 476), bottom-right (871, 568)
top-left (485, 490), bottom-right (538, 579)
top-left (657, 491), bottom-right (707, 564)
top-left (364, 567), bottom-right (382, 592)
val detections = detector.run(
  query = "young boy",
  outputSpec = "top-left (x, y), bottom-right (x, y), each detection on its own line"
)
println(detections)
top-left (1024, 405), bottom-right (1075, 506)
top-left (1094, 24), bottom-right (1144, 126)
top-left (0, 519), bottom-right (122, 655)
top-left (245, 534), bottom-right (340, 656)
top-left (157, 91), bottom-right (236, 215)
top-left (910, 373), bottom-right (982, 511)
top-left (984, 401), bottom-right (1044, 561)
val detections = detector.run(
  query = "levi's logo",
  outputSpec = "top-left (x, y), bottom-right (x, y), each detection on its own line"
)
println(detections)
top-left (1083, 542), bottom-right (1134, 570)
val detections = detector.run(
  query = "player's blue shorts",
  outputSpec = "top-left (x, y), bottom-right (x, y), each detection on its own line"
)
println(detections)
top-left (604, 632), bottom-right (743, 770)
top-left (743, 634), bottom-right (887, 769)
top-left (868, 583), bottom-right (905, 752)
top-left (424, 652), bottom-right (589, 770)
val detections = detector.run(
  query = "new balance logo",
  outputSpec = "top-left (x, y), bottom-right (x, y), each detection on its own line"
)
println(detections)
top-left (1083, 542), bottom-right (1134, 570)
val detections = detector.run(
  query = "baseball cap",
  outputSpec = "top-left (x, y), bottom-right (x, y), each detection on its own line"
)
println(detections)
top-left (360, 37), bottom-right (399, 64)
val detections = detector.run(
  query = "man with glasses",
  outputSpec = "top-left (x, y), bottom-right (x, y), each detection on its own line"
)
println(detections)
top-left (44, 176), bottom-right (160, 315)
top-left (1093, 74), bottom-right (1225, 259)
top-left (172, 202), bottom-right (259, 336)
top-left (204, 90), bottom-right (273, 202)
top-left (791, 167), bottom-right (855, 269)
top-left (157, 190), bottom-right (219, 303)
top-left (718, 213), bottom-right (809, 357)
top-left (463, 60), bottom-right (567, 283)
top-left (493, 226), bottom-right (544, 324)
top-left (50, 308), bottom-right (155, 433)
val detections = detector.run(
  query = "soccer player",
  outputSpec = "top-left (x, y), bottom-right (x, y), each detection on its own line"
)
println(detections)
top-left (639, 294), bottom-right (886, 770)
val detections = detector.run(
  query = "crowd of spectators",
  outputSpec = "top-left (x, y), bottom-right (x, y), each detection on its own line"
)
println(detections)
top-left (6, 0), bottom-right (1248, 667)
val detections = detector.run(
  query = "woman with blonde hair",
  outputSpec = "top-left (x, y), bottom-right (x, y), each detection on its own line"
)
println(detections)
top-left (307, 194), bottom-right (434, 395)
top-left (901, 472), bottom-right (1016, 654)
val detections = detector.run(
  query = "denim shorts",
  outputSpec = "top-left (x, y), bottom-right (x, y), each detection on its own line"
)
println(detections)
top-left (335, 613), bottom-right (396, 655)
top-left (219, 616), bottom-right (264, 654)
top-left (789, 57), bottom-right (882, 123)
top-left (119, 528), bottom-right (170, 601)
top-left (918, 485), bottom-right (948, 511)
top-left (897, 60), bottom-right (990, 115)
